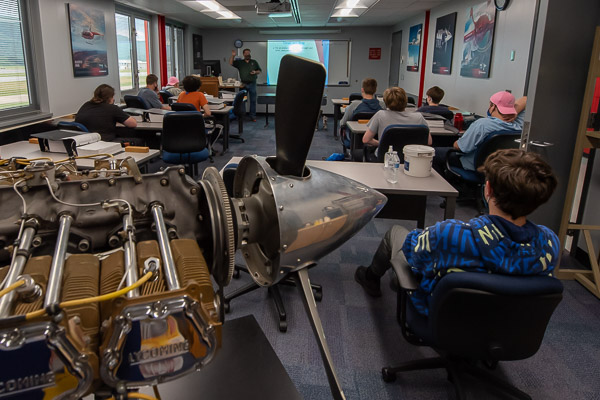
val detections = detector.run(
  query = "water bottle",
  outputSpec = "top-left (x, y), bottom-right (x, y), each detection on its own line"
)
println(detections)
top-left (384, 146), bottom-right (399, 184)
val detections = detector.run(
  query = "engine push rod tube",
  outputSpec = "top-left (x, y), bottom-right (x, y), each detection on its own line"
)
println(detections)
top-left (123, 213), bottom-right (140, 298)
top-left (151, 204), bottom-right (180, 290)
top-left (44, 214), bottom-right (73, 308)
top-left (0, 223), bottom-right (37, 318)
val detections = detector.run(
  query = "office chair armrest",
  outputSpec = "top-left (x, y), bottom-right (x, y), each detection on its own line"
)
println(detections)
top-left (391, 257), bottom-right (418, 291)
top-left (445, 148), bottom-right (465, 174)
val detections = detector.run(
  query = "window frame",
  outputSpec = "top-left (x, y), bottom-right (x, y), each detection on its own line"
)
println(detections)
top-left (165, 21), bottom-right (185, 79)
top-left (114, 6), bottom-right (152, 95)
top-left (0, 0), bottom-right (42, 126)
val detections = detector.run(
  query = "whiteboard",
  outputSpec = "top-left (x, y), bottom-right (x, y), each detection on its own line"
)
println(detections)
top-left (237, 40), bottom-right (351, 86)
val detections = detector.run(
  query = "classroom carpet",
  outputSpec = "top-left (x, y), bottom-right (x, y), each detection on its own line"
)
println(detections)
top-left (149, 114), bottom-right (600, 399)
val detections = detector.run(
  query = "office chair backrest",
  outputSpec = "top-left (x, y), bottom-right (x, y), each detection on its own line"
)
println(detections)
top-left (349, 92), bottom-right (362, 102)
top-left (162, 112), bottom-right (207, 154)
top-left (407, 97), bottom-right (416, 105)
top-left (429, 272), bottom-right (563, 361)
top-left (352, 111), bottom-right (377, 121)
top-left (159, 90), bottom-right (173, 104)
top-left (124, 95), bottom-right (151, 110)
top-left (232, 89), bottom-right (248, 117)
top-left (377, 124), bottom-right (429, 163)
top-left (171, 102), bottom-right (197, 112)
top-left (473, 130), bottom-right (522, 169)
top-left (427, 109), bottom-right (455, 121)
top-left (57, 121), bottom-right (89, 132)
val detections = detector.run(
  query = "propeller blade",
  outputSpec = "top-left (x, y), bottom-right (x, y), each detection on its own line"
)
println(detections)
top-left (272, 55), bottom-right (326, 177)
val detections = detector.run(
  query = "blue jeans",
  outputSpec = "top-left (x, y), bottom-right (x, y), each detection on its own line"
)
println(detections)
top-left (245, 82), bottom-right (257, 118)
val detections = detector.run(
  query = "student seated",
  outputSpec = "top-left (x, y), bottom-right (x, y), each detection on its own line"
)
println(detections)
top-left (433, 91), bottom-right (526, 173)
top-left (163, 76), bottom-right (183, 97)
top-left (340, 78), bottom-right (386, 148)
top-left (417, 86), bottom-right (452, 117)
top-left (138, 74), bottom-right (171, 110)
top-left (355, 149), bottom-right (559, 315)
top-left (177, 75), bottom-right (211, 116)
top-left (362, 87), bottom-right (431, 154)
top-left (75, 84), bottom-right (137, 142)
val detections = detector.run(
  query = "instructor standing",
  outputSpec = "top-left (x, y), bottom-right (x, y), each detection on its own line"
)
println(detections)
top-left (230, 48), bottom-right (261, 122)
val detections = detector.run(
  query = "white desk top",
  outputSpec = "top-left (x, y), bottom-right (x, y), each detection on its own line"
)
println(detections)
top-left (225, 157), bottom-right (458, 197)
top-left (346, 120), bottom-right (457, 136)
top-left (0, 141), bottom-right (159, 168)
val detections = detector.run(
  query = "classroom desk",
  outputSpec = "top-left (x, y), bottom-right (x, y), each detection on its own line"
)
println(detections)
top-left (0, 141), bottom-right (160, 172)
top-left (345, 120), bottom-right (460, 161)
top-left (225, 157), bottom-right (458, 228)
top-left (331, 98), bottom-right (349, 139)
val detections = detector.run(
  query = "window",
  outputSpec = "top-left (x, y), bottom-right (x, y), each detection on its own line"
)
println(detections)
top-left (115, 10), bottom-right (151, 93)
top-left (165, 24), bottom-right (185, 79)
top-left (0, 0), bottom-right (38, 118)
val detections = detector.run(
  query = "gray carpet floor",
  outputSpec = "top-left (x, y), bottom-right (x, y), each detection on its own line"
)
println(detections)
top-left (150, 114), bottom-right (600, 399)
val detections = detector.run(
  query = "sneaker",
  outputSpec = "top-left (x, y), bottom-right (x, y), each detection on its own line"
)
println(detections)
top-left (354, 266), bottom-right (381, 297)
top-left (250, 117), bottom-right (257, 122)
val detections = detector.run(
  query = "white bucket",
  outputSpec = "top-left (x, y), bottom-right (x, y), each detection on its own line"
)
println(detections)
top-left (403, 145), bottom-right (435, 177)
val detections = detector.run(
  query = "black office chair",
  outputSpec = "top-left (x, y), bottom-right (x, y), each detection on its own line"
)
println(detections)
top-left (171, 102), bottom-right (223, 157)
top-left (348, 92), bottom-right (362, 102)
top-left (364, 124), bottom-right (430, 163)
top-left (159, 90), bottom-right (173, 104)
top-left (230, 89), bottom-right (247, 142)
top-left (426, 108), bottom-right (455, 121)
top-left (342, 111), bottom-right (377, 161)
top-left (444, 130), bottom-right (521, 213)
top-left (171, 102), bottom-right (196, 111)
top-left (161, 112), bottom-right (211, 176)
top-left (384, 258), bottom-right (563, 400)
top-left (222, 164), bottom-right (322, 333)
top-left (124, 95), bottom-right (151, 110)
top-left (57, 121), bottom-right (89, 132)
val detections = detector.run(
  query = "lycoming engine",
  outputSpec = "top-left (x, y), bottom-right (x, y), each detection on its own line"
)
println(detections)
top-left (0, 55), bottom-right (386, 400)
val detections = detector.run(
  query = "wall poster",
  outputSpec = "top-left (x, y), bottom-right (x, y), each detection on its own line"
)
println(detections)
top-left (193, 34), bottom-right (203, 69)
top-left (407, 24), bottom-right (422, 72)
top-left (460, 1), bottom-right (497, 79)
top-left (67, 3), bottom-right (108, 77)
top-left (432, 12), bottom-right (457, 75)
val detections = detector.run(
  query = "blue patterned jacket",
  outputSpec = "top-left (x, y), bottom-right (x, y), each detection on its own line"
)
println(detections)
top-left (402, 215), bottom-right (559, 316)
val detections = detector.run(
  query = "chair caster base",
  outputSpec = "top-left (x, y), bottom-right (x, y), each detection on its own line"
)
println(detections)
top-left (224, 300), bottom-right (231, 313)
top-left (278, 320), bottom-right (288, 332)
top-left (382, 367), bottom-right (397, 383)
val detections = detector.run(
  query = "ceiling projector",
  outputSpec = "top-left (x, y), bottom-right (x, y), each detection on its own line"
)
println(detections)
top-left (256, 0), bottom-right (291, 15)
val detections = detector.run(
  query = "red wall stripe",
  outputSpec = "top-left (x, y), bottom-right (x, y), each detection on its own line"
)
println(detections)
top-left (158, 15), bottom-right (167, 86)
top-left (417, 10), bottom-right (430, 108)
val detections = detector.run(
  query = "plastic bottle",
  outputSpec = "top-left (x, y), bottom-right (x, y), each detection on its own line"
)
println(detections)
top-left (454, 112), bottom-right (464, 131)
top-left (384, 146), bottom-right (399, 184)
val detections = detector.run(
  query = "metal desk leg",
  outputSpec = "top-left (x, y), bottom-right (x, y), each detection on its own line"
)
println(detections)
top-left (295, 268), bottom-right (346, 400)
top-left (333, 104), bottom-right (340, 139)
top-left (444, 196), bottom-right (456, 220)
top-left (264, 104), bottom-right (270, 128)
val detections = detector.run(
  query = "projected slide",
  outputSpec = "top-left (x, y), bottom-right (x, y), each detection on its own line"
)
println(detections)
top-left (267, 40), bottom-right (330, 85)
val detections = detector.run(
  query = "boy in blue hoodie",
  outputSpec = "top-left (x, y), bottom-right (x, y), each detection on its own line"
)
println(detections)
top-left (355, 149), bottom-right (559, 316)
top-left (340, 78), bottom-right (385, 148)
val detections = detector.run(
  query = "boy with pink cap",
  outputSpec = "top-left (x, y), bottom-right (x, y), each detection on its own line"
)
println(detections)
top-left (433, 91), bottom-right (527, 172)
top-left (163, 76), bottom-right (183, 97)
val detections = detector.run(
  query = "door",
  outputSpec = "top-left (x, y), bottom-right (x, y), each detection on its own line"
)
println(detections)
top-left (389, 31), bottom-right (402, 87)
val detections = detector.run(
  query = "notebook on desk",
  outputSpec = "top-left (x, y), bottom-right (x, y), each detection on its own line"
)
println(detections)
top-left (208, 104), bottom-right (226, 110)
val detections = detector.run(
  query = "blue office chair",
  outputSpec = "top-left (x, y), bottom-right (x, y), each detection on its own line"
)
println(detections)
top-left (124, 95), bottom-right (151, 110)
top-left (57, 121), bottom-right (89, 132)
top-left (444, 130), bottom-right (521, 213)
top-left (161, 111), bottom-right (211, 177)
top-left (384, 258), bottom-right (563, 400)
top-left (348, 92), bottom-right (362, 102)
top-left (171, 102), bottom-right (197, 112)
top-left (364, 124), bottom-right (430, 163)
top-left (159, 90), bottom-right (173, 104)
top-left (342, 111), bottom-right (377, 161)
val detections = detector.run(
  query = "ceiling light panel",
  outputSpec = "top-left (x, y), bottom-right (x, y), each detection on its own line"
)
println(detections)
top-left (330, 0), bottom-right (379, 18)
top-left (197, 0), bottom-right (241, 19)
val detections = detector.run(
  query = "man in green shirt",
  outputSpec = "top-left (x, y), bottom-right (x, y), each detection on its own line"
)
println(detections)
top-left (229, 48), bottom-right (261, 121)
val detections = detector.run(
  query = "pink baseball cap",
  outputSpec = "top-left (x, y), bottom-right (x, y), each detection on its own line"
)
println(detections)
top-left (490, 91), bottom-right (517, 115)
top-left (167, 76), bottom-right (179, 86)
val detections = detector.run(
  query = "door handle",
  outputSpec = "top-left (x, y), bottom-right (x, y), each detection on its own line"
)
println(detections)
top-left (529, 140), bottom-right (554, 147)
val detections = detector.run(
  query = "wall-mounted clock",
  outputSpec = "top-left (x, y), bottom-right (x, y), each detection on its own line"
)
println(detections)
top-left (234, 39), bottom-right (243, 48)
top-left (494, 0), bottom-right (509, 11)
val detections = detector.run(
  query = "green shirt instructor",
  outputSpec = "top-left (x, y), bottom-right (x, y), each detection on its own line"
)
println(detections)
top-left (229, 49), bottom-right (261, 121)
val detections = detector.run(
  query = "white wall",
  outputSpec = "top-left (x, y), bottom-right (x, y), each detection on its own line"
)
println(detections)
top-left (194, 27), bottom-right (393, 114)
top-left (391, 0), bottom-right (536, 116)
top-left (33, 0), bottom-right (121, 117)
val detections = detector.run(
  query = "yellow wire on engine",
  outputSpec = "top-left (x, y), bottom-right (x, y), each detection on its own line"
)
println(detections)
top-left (55, 153), bottom-right (115, 163)
top-left (25, 272), bottom-right (153, 320)
top-left (106, 393), bottom-right (159, 400)
top-left (0, 279), bottom-right (25, 299)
